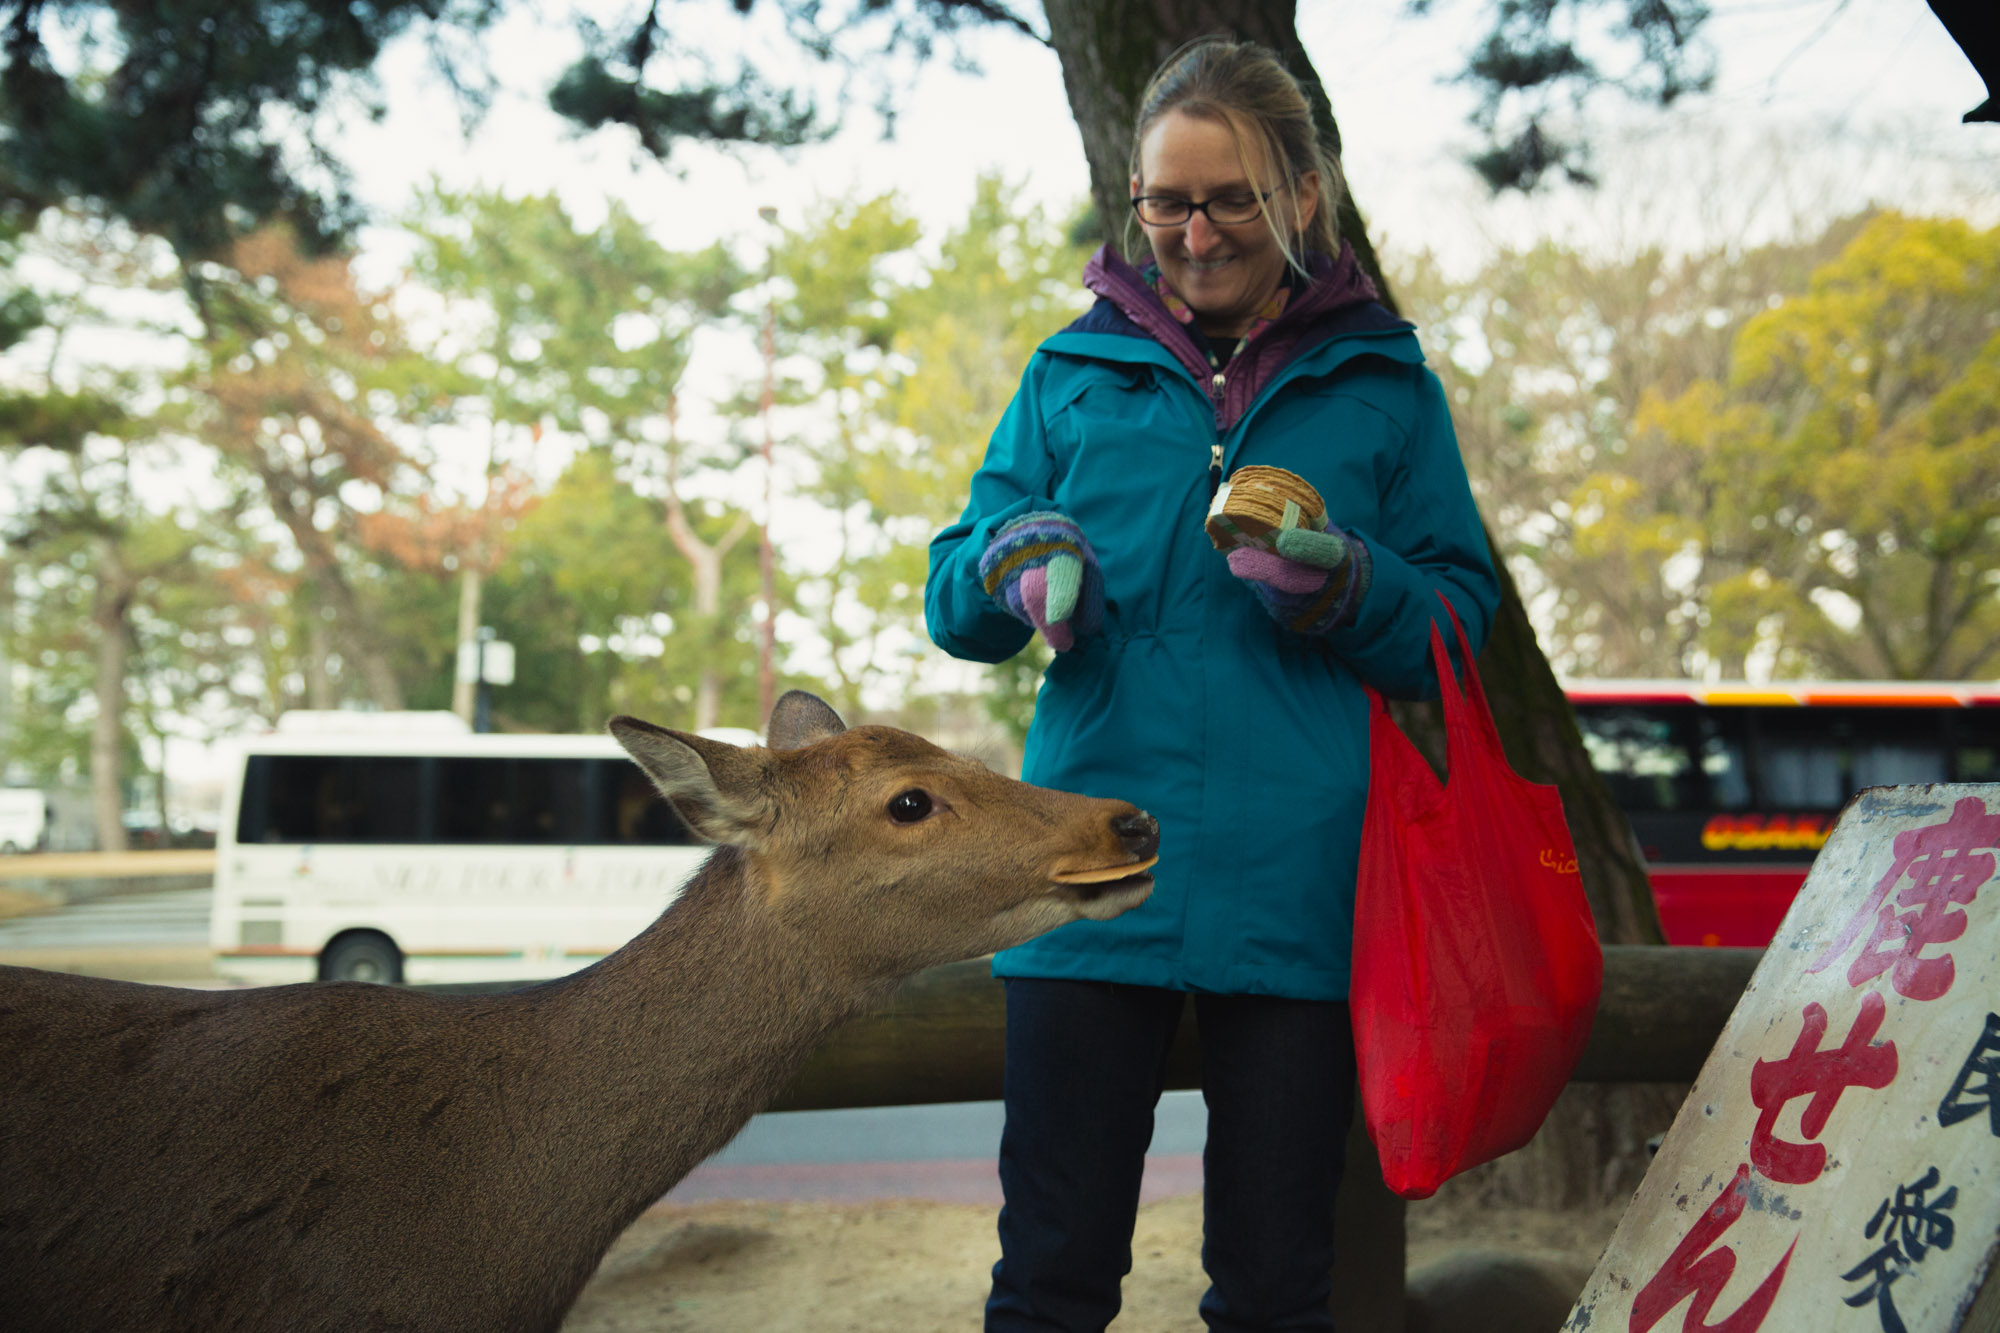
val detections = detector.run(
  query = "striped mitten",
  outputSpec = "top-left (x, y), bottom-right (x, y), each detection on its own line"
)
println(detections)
top-left (1226, 503), bottom-right (1372, 635)
top-left (978, 512), bottom-right (1105, 652)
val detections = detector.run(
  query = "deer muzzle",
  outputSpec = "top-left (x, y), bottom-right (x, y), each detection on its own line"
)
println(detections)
top-left (1049, 809), bottom-right (1161, 901)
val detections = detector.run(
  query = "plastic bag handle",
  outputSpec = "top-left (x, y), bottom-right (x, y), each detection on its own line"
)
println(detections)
top-left (1427, 592), bottom-right (1504, 758)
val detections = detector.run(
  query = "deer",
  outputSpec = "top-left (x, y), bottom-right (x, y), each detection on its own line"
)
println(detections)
top-left (0, 690), bottom-right (1159, 1333)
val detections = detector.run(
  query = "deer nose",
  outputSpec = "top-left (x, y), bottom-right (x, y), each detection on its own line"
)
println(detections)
top-left (1112, 811), bottom-right (1159, 861)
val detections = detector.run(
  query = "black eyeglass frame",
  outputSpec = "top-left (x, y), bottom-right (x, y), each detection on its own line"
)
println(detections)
top-left (1129, 189), bottom-right (1276, 227)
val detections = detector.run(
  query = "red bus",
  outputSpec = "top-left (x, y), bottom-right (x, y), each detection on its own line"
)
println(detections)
top-left (1564, 681), bottom-right (2000, 947)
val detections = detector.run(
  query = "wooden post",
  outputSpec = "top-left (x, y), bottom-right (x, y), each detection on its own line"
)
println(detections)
top-left (755, 946), bottom-right (1759, 1332)
top-left (764, 946), bottom-right (1762, 1112)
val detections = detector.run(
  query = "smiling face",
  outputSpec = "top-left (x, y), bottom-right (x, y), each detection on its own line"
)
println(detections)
top-left (1132, 108), bottom-right (1318, 341)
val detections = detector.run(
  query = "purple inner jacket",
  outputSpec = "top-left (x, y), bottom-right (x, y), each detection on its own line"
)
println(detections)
top-left (1079, 241), bottom-right (1382, 432)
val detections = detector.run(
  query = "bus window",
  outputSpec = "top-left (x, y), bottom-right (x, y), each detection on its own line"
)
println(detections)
top-left (1852, 708), bottom-right (1949, 789)
top-left (1955, 716), bottom-right (2000, 782)
top-left (1697, 711), bottom-right (1752, 809)
top-left (217, 739), bottom-right (716, 988)
top-left (433, 757), bottom-right (602, 844)
top-left (599, 759), bottom-right (699, 846)
top-left (1573, 707), bottom-right (1703, 813)
top-left (239, 755), bottom-right (427, 844)
top-left (1750, 709), bottom-right (1847, 808)
top-left (1751, 707), bottom-right (1951, 804)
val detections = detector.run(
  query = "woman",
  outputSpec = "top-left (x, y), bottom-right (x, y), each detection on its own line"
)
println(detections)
top-left (924, 38), bottom-right (1499, 1333)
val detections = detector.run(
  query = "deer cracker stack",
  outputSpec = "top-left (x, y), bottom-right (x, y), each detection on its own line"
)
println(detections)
top-left (1204, 465), bottom-right (1327, 552)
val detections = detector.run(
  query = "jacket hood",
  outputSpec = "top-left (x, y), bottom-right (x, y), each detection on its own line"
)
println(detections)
top-left (1070, 243), bottom-right (1405, 430)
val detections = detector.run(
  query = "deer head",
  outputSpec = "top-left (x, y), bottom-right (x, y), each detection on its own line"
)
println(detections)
top-left (608, 691), bottom-right (1158, 978)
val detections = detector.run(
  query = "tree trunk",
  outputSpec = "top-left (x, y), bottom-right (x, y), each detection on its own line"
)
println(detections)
top-left (1042, 0), bottom-right (1681, 1212)
top-left (1040, 0), bottom-right (1389, 301)
top-left (254, 459), bottom-right (406, 711)
top-left (451, 565), bottom-right (482, 723)
top-left (305, 613), bottom-right (336, 711)
top-left (660, 425), bottom-right (752, 733)
top-left (89, 541), bottom-right (132, 854)
top-left (311, 566), bottom-right (405, 712)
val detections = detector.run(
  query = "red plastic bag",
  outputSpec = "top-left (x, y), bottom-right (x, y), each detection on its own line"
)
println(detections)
top-left (1350, 597), bottom-right (1603, 1200)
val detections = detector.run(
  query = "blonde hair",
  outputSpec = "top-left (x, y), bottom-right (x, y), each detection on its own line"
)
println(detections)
top-left (1125, 38), bottom-right (1345, 276)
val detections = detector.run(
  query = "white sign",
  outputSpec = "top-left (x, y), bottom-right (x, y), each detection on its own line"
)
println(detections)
top-left (454, 639), bottom-right (515, 685)
top-left (481, 640), bottom-right (515, 685)
top-left (1566, 784), bottom-right (2000, 1333)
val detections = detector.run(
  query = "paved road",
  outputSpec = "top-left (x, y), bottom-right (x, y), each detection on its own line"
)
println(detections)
top-left (0, 886), bottom-right (210, 949)
top-left (679, 1094), bottom-right (1207, 1205)
top-left (0, 886), bottom-right (1212, 1201)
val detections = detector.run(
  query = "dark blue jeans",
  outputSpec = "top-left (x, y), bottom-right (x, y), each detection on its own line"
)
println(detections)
top-left (986, 978), bottom-right (1356, 1332)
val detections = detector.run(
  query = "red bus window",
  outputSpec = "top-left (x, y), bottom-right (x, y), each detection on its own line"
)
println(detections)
top-left (1567, 689), bottom-right (1998, 950)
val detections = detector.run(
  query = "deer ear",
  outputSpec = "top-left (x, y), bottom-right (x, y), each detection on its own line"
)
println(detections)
top-left (608, 716), bottom-right (771, 847)
top-left (766, 690), bottom-right (846, 750)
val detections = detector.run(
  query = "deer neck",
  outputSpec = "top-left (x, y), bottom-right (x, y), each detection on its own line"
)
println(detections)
top-left (522, 847), bottom-right (888, 1232)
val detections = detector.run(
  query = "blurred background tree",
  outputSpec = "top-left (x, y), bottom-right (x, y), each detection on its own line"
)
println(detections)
top-left (1639, 212), bottom-right (2000, 681)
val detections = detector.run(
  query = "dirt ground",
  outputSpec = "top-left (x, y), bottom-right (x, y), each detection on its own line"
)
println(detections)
top-left (0, 886), bottom-right (57, 920)
top-left (561, 1188), bottom-right (1626, 1332)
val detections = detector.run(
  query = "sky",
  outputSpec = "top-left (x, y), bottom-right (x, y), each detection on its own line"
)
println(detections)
top-left (68, 0), bottom-right (2000, 786)
top-left (334, 0), bottom-right (1993, 270)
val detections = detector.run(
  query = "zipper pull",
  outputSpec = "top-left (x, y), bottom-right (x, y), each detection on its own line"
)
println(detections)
top-left (1210, 370), bottom-right (1226, 402)
top-left (1209, 443), bottom-right (1224, 494)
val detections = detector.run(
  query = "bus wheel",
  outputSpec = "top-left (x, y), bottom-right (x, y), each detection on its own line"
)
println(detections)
top-left (0, 841), bottom-right (18, 856)
top-left (322, 933), bottom-right (402, 985)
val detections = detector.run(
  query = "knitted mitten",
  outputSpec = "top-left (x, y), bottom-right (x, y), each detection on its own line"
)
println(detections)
top-left (978, 512), bottom-right (1105, 652)
top-left (1226, 501), bottom-right (1372, 635)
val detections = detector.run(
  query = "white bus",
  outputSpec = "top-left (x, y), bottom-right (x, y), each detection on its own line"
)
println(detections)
top-left (0, 789), bottom-right (50, 854)
top-left (211, 714), bottom-right (724, 986)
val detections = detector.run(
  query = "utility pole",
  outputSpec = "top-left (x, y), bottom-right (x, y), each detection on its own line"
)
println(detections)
top-left (473, 625), bottom-right (495, 735)
top-left (756, 205), bottom-right (780, 728)
top-left (456, 626), bottom-right (512, 734)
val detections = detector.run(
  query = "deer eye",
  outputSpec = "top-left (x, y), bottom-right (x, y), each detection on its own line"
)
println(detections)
top-left (887, 789), bottom-right (933, 823)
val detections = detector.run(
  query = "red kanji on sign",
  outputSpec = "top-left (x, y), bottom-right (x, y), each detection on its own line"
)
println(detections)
top-left (1748, 992), bottom-right (1899, 1185)
top-left (1808, 795), bottom-right (2000, 1001)
top-left (1630, 1163), bottom-right (1796, 1333)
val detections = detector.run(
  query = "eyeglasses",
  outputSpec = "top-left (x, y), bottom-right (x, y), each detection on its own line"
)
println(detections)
top-left (1130, 190), bottom-right (1273, 227)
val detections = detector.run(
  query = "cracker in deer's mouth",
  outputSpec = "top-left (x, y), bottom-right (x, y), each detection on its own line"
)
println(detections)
top-left (1051, 857), bottom-right (1158, 898)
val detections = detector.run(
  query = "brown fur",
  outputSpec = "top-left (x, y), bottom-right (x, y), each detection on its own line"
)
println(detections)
top-left (0, 692), bottom-right (1157, 1332)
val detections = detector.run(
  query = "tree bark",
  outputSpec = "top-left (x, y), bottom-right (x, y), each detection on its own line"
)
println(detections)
top-left (1041, 0), bottom-right (1680, 1212)
top-left (253, 459), bottom-right (406, 711)
top-left (1040, 0), bottom-right (1389, 302)
top-left (305, 612), bottom-right (337, 711)
top-left (660, 418), bottom-right (752, 733)
top-left (451, 565), bottom-right (482, 723)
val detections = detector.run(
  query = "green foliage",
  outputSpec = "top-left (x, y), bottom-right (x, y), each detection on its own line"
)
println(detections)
top-left (1645, 213), bottom-right (2000, 679)
top-left (0, 0), bottom-right (1010, 257)
top-left (1414, 0), bottom-right (1716, 191)
top-left (0, 209), bottom-right (223, 801)
top-left (881, 179), bottom-right (1090, 528)
top-left (183, 227), bottom-right (460, 710)
top-left (407, 185), bottom-right (743, 441)
top-left (405, 185), bottom-right (758, 730)
top-left (772, 175), bottom-right (1085, 737)
top-left (548, 57), bottom-right (825, 158)
top-left (484, 449), bottom-right (765, 733)
top-left (0, 386), bottom-right (127, 454)
top-left (0, 1), bottom-right (506, 256)
top-left (1406, 210), bottom-right (2000, 681)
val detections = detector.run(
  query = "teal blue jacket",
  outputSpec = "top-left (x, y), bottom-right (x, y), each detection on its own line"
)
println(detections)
top-left (925, 255), bottom-right (1498, 1001)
